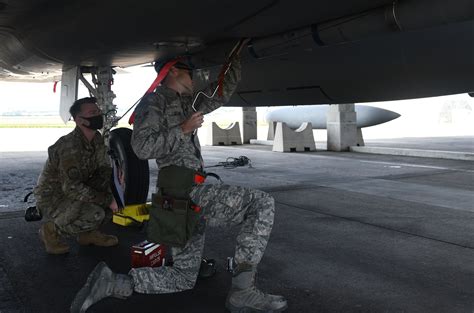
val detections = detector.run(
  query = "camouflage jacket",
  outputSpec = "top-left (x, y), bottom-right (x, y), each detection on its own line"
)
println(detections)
top-left (131, 56), bottom-right (241, 171)
top-left (34, 127), bottom-right (113, 207)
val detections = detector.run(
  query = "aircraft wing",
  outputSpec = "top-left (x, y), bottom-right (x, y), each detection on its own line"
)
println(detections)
top-left (0, 0), bottom-right (473, 105)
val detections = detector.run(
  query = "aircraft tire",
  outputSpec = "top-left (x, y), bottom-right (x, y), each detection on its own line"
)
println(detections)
top-left (109, 127), bottom-right (149, 205)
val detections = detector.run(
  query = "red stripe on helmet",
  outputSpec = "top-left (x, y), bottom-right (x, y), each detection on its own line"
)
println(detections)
top-left (128, 58), bottom-right (183, 125)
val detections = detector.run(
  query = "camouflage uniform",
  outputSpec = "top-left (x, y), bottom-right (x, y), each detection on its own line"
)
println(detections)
top-left (130, 57), bottom-right (276, 293)
top-left (34, 127), bottom-right (113, 236)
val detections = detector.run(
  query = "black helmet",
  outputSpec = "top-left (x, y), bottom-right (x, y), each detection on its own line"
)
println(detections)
top-left (154, 56), bottom-right (194, 74)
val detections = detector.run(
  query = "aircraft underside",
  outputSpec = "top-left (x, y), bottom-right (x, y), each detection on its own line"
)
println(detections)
top-left (0, 0), bottom-right (473, 106)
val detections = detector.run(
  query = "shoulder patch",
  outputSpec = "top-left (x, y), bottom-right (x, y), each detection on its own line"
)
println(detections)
top-left (67, 167), bottom-right (81, 180)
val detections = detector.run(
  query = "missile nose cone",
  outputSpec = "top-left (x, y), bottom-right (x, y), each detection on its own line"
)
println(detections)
top-left (377, 108), bottom-right (401, 123)
top-left (356, 106), bottom-right (401, 127)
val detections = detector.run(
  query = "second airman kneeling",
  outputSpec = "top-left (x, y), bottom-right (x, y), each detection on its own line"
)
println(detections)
top-left (34, 97), bottom-right (119, 254)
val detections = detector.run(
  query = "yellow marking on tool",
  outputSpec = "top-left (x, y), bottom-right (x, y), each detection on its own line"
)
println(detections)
top-left (113, 203), bottom-right (150, 226)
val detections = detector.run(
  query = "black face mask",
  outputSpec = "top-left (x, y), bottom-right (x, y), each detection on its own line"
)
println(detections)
top-left (80, 114), bottom-right (104, 130)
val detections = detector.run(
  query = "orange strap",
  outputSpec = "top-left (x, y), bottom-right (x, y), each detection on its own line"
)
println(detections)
top-left (217, 39), bottom-right (246, 97)
top-left (191, 173), bottom-right (206, 213)
top-left (191, 204), bottom-right (202, 213)
top-left (128, 58), bottom-right (183, 125)
top-left (217, 62), bottom-right (230, 97)
top-left (194, 173), bottom-right (206, 184)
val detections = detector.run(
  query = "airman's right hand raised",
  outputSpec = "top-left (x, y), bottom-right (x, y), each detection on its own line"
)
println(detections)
top-left (181, 112), bottom-right (204, 134)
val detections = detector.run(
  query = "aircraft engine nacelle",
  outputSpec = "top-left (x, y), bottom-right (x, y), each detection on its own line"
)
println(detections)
top-left (248, 0), bottom-right (473, 59)
top-left (0, 27), bottom-right (62, 81)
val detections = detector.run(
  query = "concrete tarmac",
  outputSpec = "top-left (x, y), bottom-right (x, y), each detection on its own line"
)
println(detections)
top-left (363, 136), bottom-right (474, 153)
top-left (0, 143), bottom-right (473, 313)
top-left (353, 136), bottom-right (474, 161)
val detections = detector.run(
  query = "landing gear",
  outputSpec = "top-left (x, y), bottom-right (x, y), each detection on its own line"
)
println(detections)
top-left (80, 66), bottom-right (149, 205)
top-left (79, 66), bottom-right (118, 140)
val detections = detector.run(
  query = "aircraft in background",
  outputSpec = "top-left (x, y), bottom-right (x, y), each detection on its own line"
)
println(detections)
top-left (1, 0), bottom-right (473, 204)
top-left (1, 0), bottom-right (473, 108)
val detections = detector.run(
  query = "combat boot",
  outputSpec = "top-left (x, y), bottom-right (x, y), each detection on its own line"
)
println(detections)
top-left (39, 221), bottom-right (70, 254)
top-left (226, 263), bottom-right (287, 313)
top-left (70, 262), bottom-right (133, 313)
top-left (77, 230), bottom-right (118, 247)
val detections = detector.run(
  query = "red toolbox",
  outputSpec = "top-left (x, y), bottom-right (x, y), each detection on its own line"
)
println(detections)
top-left (131, 240), bottom-right (166, 268)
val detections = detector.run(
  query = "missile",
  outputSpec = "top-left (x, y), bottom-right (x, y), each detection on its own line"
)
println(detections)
top-left (265, 105), bottom-right (400, 129)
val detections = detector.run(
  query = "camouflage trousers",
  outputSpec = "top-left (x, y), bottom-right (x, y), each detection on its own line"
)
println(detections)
top-left (129, 183), bottom-right (275, 294)
top-left (37, 197), bottom-right (106, 236)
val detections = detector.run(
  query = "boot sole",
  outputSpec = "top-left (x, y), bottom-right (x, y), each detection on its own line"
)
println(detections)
top-left (226, 301), bottom-right (288, 313)
top-left (70, 262), bottom-right (107, 313)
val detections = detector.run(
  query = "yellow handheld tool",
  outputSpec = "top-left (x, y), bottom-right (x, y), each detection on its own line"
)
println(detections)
top-left (113, 203), bottom-right (150, 226)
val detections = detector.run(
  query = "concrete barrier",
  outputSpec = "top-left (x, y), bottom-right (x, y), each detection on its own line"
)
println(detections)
top-left (267, 121), bottom-right (277, 140)
top-left (327, 103), bottom-right (357, 151)
top-left (207, 122), bottom-right (242, 146)
top-left (273, 122), bottom-right (316, 152)
top-left (356, 128), bottom-right (365, 147)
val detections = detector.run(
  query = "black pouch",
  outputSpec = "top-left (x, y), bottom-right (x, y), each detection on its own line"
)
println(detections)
top-left (25, 206), bottom-right (42, 222)
top-left (147, 193), bottom-right (200, 248)
top-left (24, 191), bottom-right (42, 222)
